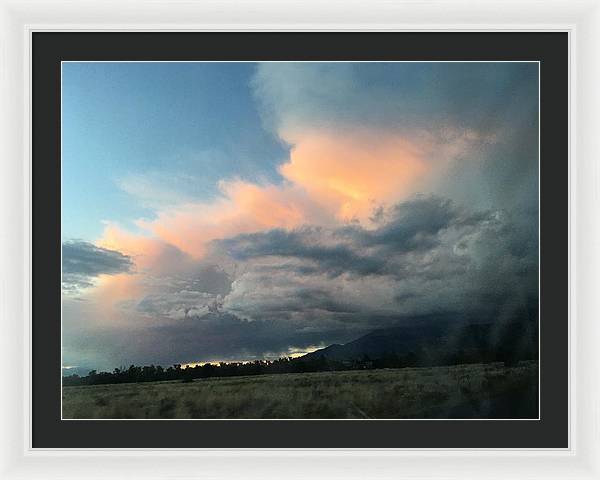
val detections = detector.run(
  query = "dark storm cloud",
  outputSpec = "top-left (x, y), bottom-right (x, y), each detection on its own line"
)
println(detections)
top-left (188, 264), bottom-right (233, 296)
top-left (254, 62), bottom-right (538, 136)
top-left (62, 196), bottom-right (537, 370)
top-left (62, 308), bottom-right (352, 370)
top-left (219, 195), bottom-right (538, 328)
top-left (220, 227), bottom-right (386, 277)
top-left (219, 196), bottom-right (505, 278)
top-left (147, 313), bottom-right (346, 363)
top-left (338, 196), bottom-right (469, 252)
top-left (62, 240), bottom-right (133, 292)
top-left (133, 263), bottom-right (232, 319)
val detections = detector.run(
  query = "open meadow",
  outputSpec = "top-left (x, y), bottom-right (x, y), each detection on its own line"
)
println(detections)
top-left (62, 360), bottom-right (538, 419)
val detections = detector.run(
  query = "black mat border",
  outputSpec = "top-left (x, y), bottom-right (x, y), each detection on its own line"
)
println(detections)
top-left (32, 32), bottom-right (568, 448)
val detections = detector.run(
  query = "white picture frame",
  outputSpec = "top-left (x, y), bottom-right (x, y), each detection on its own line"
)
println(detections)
top-left (1, 0), bottom-right (598, 478)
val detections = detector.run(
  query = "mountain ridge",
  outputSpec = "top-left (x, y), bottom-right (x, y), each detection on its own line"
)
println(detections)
top-left (297, 317), bottom-right (537, 367)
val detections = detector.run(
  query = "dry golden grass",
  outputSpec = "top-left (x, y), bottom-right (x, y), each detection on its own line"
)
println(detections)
top-left (62, 360), bottom-right (538, 419)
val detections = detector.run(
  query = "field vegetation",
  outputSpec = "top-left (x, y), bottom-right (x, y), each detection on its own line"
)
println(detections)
top-left (63, 360), bottom-right (538, 419)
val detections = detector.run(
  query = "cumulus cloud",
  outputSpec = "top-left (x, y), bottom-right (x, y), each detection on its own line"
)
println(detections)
top-left (219, 196), bottom-right (537, 331)
top-left (253, 62), bottom-right (538, 212)
top-left (220, 196), bottom-right (491, 274)
top-left (134, 264), bottom-right (232, 320)
top-left (105, 64), bottom-right (538, 262)
top-left (252, 62), bottom-right (537, 139)
top-left (113, 126), bottom-right (492, 260)
top-left (63, 196), bottom-right (537, 367)
top-left (62, 240), bottom-right (133, 293)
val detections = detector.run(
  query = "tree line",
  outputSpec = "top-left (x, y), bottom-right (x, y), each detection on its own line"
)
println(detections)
top-left (62, 339), bottom-right (536, 387)
top-left (62, 353), bottom-right (423, 386)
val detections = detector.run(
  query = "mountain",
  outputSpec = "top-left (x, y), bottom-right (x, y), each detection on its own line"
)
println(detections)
top-left (298, 318), bottom-right (538, 368)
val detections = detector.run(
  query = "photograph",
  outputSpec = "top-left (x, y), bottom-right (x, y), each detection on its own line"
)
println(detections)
top-left (60, 60), bottom-right (540, 420)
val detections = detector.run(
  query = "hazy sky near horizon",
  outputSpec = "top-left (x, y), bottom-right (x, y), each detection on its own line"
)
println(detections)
top-left (62, 62), bottom-right (539, 373)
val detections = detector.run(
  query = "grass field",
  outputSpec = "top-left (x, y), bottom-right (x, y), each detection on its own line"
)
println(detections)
top-left (62, 360), bottom-right (538, 419)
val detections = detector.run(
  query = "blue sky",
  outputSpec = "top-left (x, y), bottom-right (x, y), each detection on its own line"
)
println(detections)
top-left (62, 62), bottom-right (288, 240)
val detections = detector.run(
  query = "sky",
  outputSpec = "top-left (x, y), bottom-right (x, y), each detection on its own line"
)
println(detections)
top-left (62, 62), bottom-right (539, 374)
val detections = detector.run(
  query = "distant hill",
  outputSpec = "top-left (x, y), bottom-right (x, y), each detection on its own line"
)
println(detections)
top-left (298, 317), bottom-right (537, 368)
top-left (64, 312), bottom-right (539, 387)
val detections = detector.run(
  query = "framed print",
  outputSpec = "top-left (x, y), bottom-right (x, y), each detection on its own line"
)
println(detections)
top-left (0, 0), bottom-right (598, 478)
top-left (61, 56), bottom-right (543, 424)
top-left (32, 31), bottom-right (565, 449)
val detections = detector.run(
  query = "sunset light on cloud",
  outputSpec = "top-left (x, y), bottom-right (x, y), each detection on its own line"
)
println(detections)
top-left (122, 130), bottom-right (429, 259)
top-left (62, 62), bottom-right (538, 373)
top-left (99, 127), bottom-right (475, 260)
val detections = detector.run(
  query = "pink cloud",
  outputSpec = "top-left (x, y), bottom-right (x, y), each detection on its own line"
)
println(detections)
top-left (98, 127), bottom-right (482, 262)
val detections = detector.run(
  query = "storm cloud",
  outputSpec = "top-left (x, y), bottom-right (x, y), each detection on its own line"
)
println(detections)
top-left (62, 240), bottom-right (133, 293)
top-left (254, 62), bottom-right (539, 213)
top-left (134, 264), bottom-right (232, 319)
top-left (253, 62), bottom-right (537, 138)
top-left (219, 195), bottom-right (538, 331)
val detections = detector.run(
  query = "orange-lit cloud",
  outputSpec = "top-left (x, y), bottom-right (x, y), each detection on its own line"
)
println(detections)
top-left (93, 224), bottom-right (183, 309)
top-left (133, 180), bottom-right (325, 258)
top-left (97, 223), bottom-right (164, 268)
top-left (280, 130), bottom-right (429, 222)
top-left (91, 272), bottom-right (144, 310)
top-left (96, 128), bottom-right (476, 262)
